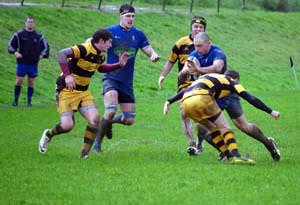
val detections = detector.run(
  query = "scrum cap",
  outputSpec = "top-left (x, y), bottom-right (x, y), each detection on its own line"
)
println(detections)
top-left (190, 16), bottom-right (207, 30)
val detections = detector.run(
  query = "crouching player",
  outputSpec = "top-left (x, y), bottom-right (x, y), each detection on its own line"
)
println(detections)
top-left (163, 70), bottom-right (280, 165)
top-left (38, 29), bottom-right (129, 158)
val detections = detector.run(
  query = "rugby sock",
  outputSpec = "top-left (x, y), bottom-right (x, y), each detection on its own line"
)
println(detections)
top-left (112, 113), bottom-right (123, 123)
top-left (14, 85), bottom-right (21, 104)
top-left (206, 129), bottom-right (232, 159)
top-left (82, 125), bottom-right (97, 154)
top-left (222, 129), bottom-right (240, 157)
top-left (47, 123), bottom-right (68, 139)
top-left (96, 118), bottom-right (109, 139)
top-left (209, 130), bottom-right (228, 153)
top-left (27, 86), bottom-right (34, 105)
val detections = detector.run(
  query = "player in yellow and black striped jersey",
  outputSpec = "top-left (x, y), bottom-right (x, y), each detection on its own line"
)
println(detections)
top-left (164, 70), bottom-right (280, 164)
top-left (158, 16), bottom-right (207, 153)
top-left (38, 29), bottom-right (129, 159)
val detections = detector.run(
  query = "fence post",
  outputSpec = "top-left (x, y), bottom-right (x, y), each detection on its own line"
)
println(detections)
top-left (98, 0), bottom-right (102, 10)
top-left (61, 0), bottom-right (65, 7)
top-left (21, 0), bottom-right (25, 6)
top-left (217, 0), bottom-right (221, 15)
top-left (162, 0), bottom-right (166, 11)
top-left (190, 0), bottom-right (194, 13)
top-left (241, 0), bottom-right (246, 10)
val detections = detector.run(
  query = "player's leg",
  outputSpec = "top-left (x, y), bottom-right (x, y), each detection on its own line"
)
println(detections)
top-left (12, 64), bottom-right (26, 106)
top-left (26, 64), bottom-right (38, 107)
top-left (94, 89), bottom-right (118, 152)
top-left (104, 90), bottom-right (136, 140)
top-left (196, 123), bottom-right (206, 152)
top-left (27, 77), bottom-right (35, 107)
top-left (199, 119), bottom-right (231, 157)
top-left (39, 113), bottom-right (74, 154)
top-left (118, 103), bottom-right (136, 125)
top-left (232, 114), bottom-right (280, 161)
top-left (214, 113), bottom-right (256, 164)
top-left (226, 95), bottom-right (280, 161)
top-left (181, 95), bottom-right (224, 156)
top-left (113, 89), bottom-right (136, 126)
top-left (179, 103), bottom-right (196, 146)
top-left (214, 112), bottom-right (240, 157)
top-left (39, 89), bottom-right (78, 154)
top-left (200, 113), bottom-right (232, 159)
top-left (80, 106), bottom-right (99, 158)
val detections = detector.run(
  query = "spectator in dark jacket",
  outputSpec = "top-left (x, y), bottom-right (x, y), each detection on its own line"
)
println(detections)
top-left (8, 16), bottom-right (49, 107)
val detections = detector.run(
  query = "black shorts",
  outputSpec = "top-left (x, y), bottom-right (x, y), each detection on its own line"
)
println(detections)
top-left (216, 94), bottom-right (243, 119)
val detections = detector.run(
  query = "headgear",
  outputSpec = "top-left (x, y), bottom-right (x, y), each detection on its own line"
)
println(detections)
top-left (190, 16), bottom-right (207, 30)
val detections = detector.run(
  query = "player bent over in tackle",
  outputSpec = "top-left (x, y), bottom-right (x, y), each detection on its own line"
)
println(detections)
top-left (163, 70), bottom-right (280, 165)
top-left (38, 29), bottom-right (129, 158)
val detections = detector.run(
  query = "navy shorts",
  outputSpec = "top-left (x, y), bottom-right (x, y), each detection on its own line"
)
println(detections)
top-left (216, 93), bottom-right (243, 119)
top-left (16, 64), bottom-right (38, 78)
top-left (102, 79), bottom-right (135, 103)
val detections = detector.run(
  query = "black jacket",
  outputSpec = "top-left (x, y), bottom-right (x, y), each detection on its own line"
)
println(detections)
top-left (8, 29), bottom-right (50, 65)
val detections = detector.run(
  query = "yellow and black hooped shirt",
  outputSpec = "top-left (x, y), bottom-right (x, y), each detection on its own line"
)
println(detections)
top-left (56, 41), bottom-right (106, 91)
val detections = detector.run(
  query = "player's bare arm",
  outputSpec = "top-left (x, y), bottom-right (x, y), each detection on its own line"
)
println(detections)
top-left (57, 48), bottom-right (76, 90)
top-left (194, 59), bottom-right (224, 74)
top-left (142, 45), bottom-right (160, 62)
top-left (158, 61), bottom-right (174, 89)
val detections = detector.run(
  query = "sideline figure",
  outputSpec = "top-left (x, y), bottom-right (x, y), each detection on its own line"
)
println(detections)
top-left (94, 4), bottom-right (160, 152)
top-left (180, 32), bottom-right (281, 161)
top-left (158, 16), bottom-right (207, 155)
top-left (164, 71), bottom-right (280, 165)
top-left (8, 16), bottom-right (50, 107)
top-left (38, 29), bottom-right (129, 159)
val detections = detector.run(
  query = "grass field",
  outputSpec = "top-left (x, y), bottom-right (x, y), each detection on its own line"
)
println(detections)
top-left (0, 4), bottom-right (300, 205)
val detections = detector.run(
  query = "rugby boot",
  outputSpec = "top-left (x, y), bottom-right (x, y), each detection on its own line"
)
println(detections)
top-left (12, 100), bottom-right (18, 107)
top-left (268, 137), bottom-right (280, 161)
top-left (187, 142), bottom-right (199, 156)
top-left (39, 129), bottom-right (50, 154)
top-left (229, 156), bottom-right (256, 165)
top-left (80, 149), bottom-right (89, 159)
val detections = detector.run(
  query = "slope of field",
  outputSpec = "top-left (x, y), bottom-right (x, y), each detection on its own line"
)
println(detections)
top-left (0, 5), bottom-right (300, 205)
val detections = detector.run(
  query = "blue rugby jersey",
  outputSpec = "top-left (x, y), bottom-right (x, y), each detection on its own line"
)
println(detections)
top-left (189, 45), bottom-right (227, 74)
top-left (103, 25), bottom-right (150, 91)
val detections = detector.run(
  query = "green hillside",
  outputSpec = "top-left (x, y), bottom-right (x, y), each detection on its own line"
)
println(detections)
top-left (1, 5), bottom-right (300, 205)
top-left (0, 6), bottom-right (300, 105)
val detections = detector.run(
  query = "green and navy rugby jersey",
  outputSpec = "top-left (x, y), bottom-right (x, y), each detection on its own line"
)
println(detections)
top-left (103, 25), bottom-right (149, 92)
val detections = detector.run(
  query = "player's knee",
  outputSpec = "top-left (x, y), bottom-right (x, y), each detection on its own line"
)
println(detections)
top-left (88, 116), bottom-right (99, 127)
top-left (122, 112), bottom-right (136, 125)
top-left (15, 79), bottom-right (23, 86)
top-left (233, 119), bottom-right (249, 132)
top-left (60, 121), bottom-right (74, 131)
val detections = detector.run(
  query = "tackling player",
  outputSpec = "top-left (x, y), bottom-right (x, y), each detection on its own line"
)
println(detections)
top-left (180, 32), bottom-right (281, 161)
top-left (164, 70), bottom-right (280, 164)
